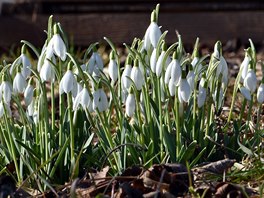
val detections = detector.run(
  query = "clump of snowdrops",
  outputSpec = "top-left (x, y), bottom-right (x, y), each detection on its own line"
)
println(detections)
top-left (0, 4), bottom-right (263, 192)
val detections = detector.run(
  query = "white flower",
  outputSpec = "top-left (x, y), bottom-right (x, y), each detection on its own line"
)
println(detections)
top-left (73, 87), bottom-right (91, 111)
top-left (20, 54), bottom-right (32, 78)
top-left (108, 58), bottom-right (118, 83)
top-left (239, 86), bottom-right (251, 101)
top-left (10, 53), bottom-right (32, 78)
top-left (170, 59), bottom-right (181, 86)
top-left (241, 56), bottom-right (250, 81)
top-left (191, 57), bottom-right (202, 77)
top-left (13, 72), bottom-right (27, 93)
top-left (40, 59), bottom-right (56, 82)
top-left (27, 98), bottom-right (35, 116)
top-left (150, 48), bottom-right (157, 73)
top-left (0, 81), bottom-right (12, 103)
top-left (50, 33), bottom-right (67, 61)
top-left (87, 52), bottom-right (104, 75)
top-left (244, 69), bottom-right (257, 93)
top-left (156, 51), bottom-right (170, 77)
top-left (148, 22), bottom-right (161, 48)
top-left (125, 93), bottom-right (135, 117)
top-left (131, 64), bottom-right (144, 90)
top-left (164, 60), bottom-right (172, 84)
top-left (257, 83), bottom-right (264, 104)
top-left (0, 101), bottom-right (11, 118)
top-left (59, 70), bottom-right (77, 94)
top-left (178, 78), bottom-right (191, 102)
top-left (92, 89), bottom-right (108, 112)
top-left (197, 86), bottom-right (206, 108)
top-left (168, 78), bottom-right (175, 96)
top-left (24, 83), bottom-right (34, 106)
top-left (187, 70), bottom-right (195, 91)
top-left (72, 82), bottom-right (83, 99)
top-left (121, 64), bottom-right (132, 90)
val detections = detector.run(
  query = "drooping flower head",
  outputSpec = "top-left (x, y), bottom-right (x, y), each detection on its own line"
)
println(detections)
top-left (59, 63), bottom-right (77, 95)
top-left (108, 50), bottom-right (118, 83)
top-left (131, 59), bottom-right (144, 90)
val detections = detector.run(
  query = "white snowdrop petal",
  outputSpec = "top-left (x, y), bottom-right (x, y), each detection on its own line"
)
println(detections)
top-left (198, 87), bottom-right (206, 108)
top-left (125, 93), bottom-right (135, 117)
top-left (187, 71), bottom-right (195, 91)
top-left (150, 48), bottom-right (157, 73)
top-left (156, 51), bottom-right (165, 77)
top-left (24, 85), bottom-right (34, 106)
top-left (131, 67), bottom-right (144, 90)
top-left (164, 61), bottom-right (173, 84)
top-left (94, 52), bottom-right (104, 70)
top-left (257, 84), bottom-right (264, 104)
top-left (149, 22), bottom-right (161, 48)
top-left (171, 60), bottom-right (181, 86)
top-left (244, 69), bottom-right (257, 93)
top-left (121, 64), bottom-right (132, 90)
top-left (239, 86), bottom-right (251, 101)
top-left (179, 79), bottom-right (191, 102)
top-left (241, 56), bottom-right (250, 80)
top-left (168, 78), bottom-right (175, 96)
top-left (108, 59), bottom-right (118, 83)
top-left (13, 73), bottom-right (26, 93)
top-left (53, 34), bottom-right (66, 61)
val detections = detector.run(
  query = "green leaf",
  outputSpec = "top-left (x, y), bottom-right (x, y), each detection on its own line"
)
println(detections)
top-left (179, 140), bottom-right (197, 163)
top-left (237, 137), bottom-right (254, 156)
top-left (83, 133), bottom-right (94, 151)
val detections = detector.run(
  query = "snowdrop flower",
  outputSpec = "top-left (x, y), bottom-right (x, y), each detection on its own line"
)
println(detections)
top-left (168, 78), bottom-right (176, 96)
top-left (125, 91), bottom-right (136, 117)
top-left (131, 59), bottom-right (144, 90)
top-left (73, 86), bottom-right (92, 111)
top-left (143, 10), bottom-right (161, 50)
top-left (27, 98), bottom-right (35, 117)
top-left (241, 51), bottom-right (251, 82)
top-left (0, 101), bottom-right (11, 118)
top-left (13, 71), bottom-right (27, 93)
top-left (170, 59), bottom-right (182, 86)
top-left (191, 56), bottom-right (202, 77)
top-left (212, 86), bottom-right (224, 108)
top-left (197, 79), bottom-right (207, 108)
top-left (72, 82), bottom-right (83, 99)
top-left (87, 50), bottom-right (104, 75)
top-left (0, 79), bottom-right (12, 103)
top-left (48, 24), bottom-right (67, 61)
top-left (156, 44), bottom-right (171, 77)
top-left (257, 83), bottom-right (264, 104)
top-left (164, 59), bottom-right (173, 84)
top-left (59, 69), bottom-right (77, 95)
top-left (24, 79), bottom-right (34, 106)
top-left (187, 68), bottom-right (195, 91)
top-left (92, 88), bottom-right (108, 112)
top-left (244, 69), bottom-right (257, 94)
top-left (121, 57), bottom-right (132, 90)
top-left (178, 71), bottom-right (191, 102)
top-left (10, 45), bottom-right (32, 78)
top-left (239, 86), bottom-right (251, 101)
top-left (108, 51), bottom-right (118, 83)
top-left (40, 59), bottom-right (56, 82)
top-left (150, 48), bottom-right (157, 73)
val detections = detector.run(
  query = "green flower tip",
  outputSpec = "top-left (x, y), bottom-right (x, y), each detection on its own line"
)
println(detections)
top-left (161, 42), bottom-right (167, 51)
top-left (172, 51), bottom-right (178, 60)
top-left (67, 61), bottom-right (73, 70)
top-left (126, 55), bottom-right (132, 65)
top-left (53, 23), bottom-right (59, 35)
top-left (214, 41), bottom-right (222, 54)
top-left (110, 50), bottom-right (115, 60)
top-left (151, 10), bottom-right (157, 23)
top-left (92, 46), bottom-right (97, 52)
top-left (21, 44), bottom-right (26, 54)
top-left (134, 58), bottom-right (139, 67)
top-left (128, 86), bottom-right (133, 94)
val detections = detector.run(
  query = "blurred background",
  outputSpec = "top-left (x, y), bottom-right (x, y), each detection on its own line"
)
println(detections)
top-left (0, 0), bottom-right (264, 51)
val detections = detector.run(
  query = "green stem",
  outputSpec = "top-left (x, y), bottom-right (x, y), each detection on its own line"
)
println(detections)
top-left (51, 82), bottom-right (55, 131)
top-left (174, 89), bottom-right (181, 158)
top-left (157, 78), bottom-right (164, 161)
top-left (238, 99), bottom-right (247, 128)
top-left (67, 93), bottom-right (75, 166)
